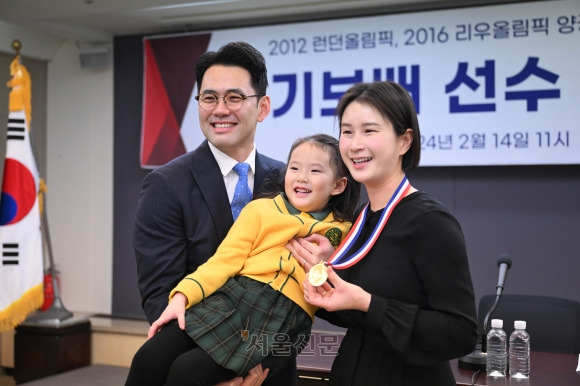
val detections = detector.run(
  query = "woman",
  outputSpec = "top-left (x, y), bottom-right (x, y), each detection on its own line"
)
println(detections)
top-left (287, 81), bottom-right (478, 385)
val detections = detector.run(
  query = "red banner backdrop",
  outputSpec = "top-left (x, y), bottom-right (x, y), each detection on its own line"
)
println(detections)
top-left (141, 34), bottom-right (211, 168)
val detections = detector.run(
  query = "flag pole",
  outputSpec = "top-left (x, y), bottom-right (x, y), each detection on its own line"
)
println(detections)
top-left (9, 40), bottom-right (73, 324)
top-left (26, 186), bottom-right (74, 324)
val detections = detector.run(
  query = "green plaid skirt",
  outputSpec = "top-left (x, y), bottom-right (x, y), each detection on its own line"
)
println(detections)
top-left (184, 276), bottom-right (312, 376)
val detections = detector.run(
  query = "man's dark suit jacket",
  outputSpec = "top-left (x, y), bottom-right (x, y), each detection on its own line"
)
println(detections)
top-left (134, 140), bottom-right (296, 385)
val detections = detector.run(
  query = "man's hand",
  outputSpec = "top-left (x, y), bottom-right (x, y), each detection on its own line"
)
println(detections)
top-left (214, 364), bottom-right (269, 386)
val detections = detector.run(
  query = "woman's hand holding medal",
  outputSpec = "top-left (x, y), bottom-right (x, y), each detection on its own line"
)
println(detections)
top-left (287, 234), bottom-right (371, 312)
top-left (287, 234), bottom-right (334, 294)
top-left (302, 264), bottom-right (371, 313)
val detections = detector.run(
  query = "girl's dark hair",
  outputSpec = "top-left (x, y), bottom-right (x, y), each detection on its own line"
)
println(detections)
top-left (259, 134), bottom-right (360, 222)
top-left (335, 81), bottom-right (421, 170)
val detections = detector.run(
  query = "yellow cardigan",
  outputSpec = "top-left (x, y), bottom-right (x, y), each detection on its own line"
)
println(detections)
top-left (170, 194), bottom-right (351, 319)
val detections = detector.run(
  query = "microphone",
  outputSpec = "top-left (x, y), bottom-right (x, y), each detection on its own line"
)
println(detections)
top-left (495, 253), bottom-right (512, 296)
top-left (458, 253), bottom-right (513, 371)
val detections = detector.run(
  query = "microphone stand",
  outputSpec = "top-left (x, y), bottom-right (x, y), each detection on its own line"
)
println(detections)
top-left (458, 294), bottom-right (501, 371)
top-left (480, 294), bottom-right (501, 354)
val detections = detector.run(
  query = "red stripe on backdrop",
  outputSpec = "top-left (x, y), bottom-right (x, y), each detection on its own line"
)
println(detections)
top-left (140, 34), bottom-right (211, 168)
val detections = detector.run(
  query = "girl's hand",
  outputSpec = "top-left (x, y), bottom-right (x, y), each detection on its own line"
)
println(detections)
top-left (147, 292), bottom-right (187, 338)
top-left (303, 265), bottom-right (371, 312)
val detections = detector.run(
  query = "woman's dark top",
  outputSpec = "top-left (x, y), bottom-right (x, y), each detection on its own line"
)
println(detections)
top-left (318, 191), bottom-right (478, 385)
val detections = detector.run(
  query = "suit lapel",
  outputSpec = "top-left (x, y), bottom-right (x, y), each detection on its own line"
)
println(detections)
top-left (191, 142), bottom-right (282, 240)
top-left (191, 141), bottom-right (233, 240)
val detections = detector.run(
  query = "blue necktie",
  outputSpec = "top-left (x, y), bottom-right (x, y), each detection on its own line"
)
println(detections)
top-left (231, 163), bottom-right (252, 220)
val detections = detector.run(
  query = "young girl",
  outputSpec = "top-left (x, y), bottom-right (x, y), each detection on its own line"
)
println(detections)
top-left (125, 133), bottom-right (360, 386)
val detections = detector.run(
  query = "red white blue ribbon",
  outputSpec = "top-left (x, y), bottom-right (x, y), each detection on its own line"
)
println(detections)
top-left (328, 176), bottom-right (411, 269)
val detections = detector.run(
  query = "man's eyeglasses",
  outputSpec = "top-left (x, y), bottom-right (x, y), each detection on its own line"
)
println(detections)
top-left (195, 92), bottom-right (264, 111)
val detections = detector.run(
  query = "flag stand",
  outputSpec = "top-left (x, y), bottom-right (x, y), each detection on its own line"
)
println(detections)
top-left (8, 40), bottom-right (73, 325)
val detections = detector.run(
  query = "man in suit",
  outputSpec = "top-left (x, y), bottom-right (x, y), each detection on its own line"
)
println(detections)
top-left (134, 42), bottom-right (293, 386)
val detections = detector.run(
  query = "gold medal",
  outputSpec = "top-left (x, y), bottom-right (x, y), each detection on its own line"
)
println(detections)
top-left (308, 262), bottom-right (328, 287)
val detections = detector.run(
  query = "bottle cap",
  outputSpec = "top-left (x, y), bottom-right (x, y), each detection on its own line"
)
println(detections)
top-left (491, 319), bottom-right (503, 328)
top-left (514, 320), bottom-right (526, 329)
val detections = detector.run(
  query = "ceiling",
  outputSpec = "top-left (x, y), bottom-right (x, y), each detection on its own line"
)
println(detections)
top-left (0, 0), bottom-right (517, 43)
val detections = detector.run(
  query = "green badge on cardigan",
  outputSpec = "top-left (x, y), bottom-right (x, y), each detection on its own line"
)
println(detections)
top-left (325, 228), bottom-right (343, 247)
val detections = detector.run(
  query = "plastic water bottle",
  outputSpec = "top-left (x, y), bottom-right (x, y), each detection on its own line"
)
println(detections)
top-left (486, 319), bottom-right (507, 377)
top-left (509, 320), bottom-right (530, 378)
